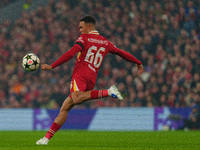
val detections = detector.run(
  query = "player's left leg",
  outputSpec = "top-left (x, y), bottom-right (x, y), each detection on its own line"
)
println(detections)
top-left (36, 85), bottom-right (123, 145)
top-left (36, 77), bottom-right (123, 145)
top-left (54, 97), bottom-right (74, 126)
top-left (36, 96), bottom-right (74, 145)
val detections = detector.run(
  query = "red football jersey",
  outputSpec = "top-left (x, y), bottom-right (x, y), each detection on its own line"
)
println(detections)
top-left (51, 30), bottom-right (141, 83)
top-left (73, 31), bottom-right (110, 82)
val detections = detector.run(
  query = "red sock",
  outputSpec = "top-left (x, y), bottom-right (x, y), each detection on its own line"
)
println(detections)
top-left (91, 90), bottom-right (108, 99)
top-left (45, 122), bottom-right (61, 139)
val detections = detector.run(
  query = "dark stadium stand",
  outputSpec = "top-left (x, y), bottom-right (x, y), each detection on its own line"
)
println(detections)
top-left (0, 0), bottom-right (200, 109)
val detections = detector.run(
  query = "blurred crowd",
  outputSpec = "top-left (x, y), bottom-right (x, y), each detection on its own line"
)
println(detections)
top-left (0, 0), bottom-right (200, 109)
top-left (0, 0), bottom-right (16, 8)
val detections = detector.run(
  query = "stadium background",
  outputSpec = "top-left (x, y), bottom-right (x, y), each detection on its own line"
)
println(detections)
top-left (0, 0), bottom-right (200, 132)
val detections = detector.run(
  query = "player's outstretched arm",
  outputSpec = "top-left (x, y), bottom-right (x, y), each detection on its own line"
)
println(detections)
top-left (109, 45), bottom-right (144, 76)
top-left (50, 44), bottom-right (82, 69)
top-left (41, 64), bottom-right (52, 71)
top-left (136, 64), bottom-right (144, 76)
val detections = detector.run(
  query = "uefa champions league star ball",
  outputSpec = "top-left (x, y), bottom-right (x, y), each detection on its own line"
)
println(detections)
top-left (22, 53), bottom-right (40, 72)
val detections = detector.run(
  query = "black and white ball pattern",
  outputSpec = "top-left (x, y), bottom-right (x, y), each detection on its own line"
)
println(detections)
top-left (22, 53), bottom-right (40, 72)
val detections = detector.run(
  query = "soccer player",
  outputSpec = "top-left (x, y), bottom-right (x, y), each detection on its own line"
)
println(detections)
top-left (36, 16), bottom-right (143, 145)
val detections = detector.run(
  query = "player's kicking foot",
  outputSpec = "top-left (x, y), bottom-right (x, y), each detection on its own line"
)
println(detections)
top-left (36, 137), bottom-right (49, 145)
top-left (108, 85), bottom-right (123, 100)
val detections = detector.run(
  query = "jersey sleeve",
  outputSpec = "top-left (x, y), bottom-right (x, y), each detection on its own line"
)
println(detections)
top-left (108, 41), bottom-right (142, 65)
top-left (74, 35), bottom-right (85, 50)
top-left (51, 35), bottom-right (86, 68)
top-left (51, 44), bottom-right (82, 68)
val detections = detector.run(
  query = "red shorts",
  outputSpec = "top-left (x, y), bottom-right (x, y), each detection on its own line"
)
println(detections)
top-left (69, 74), bottom-right (95, 98)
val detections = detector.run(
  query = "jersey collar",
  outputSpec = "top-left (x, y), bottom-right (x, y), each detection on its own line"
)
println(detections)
top-left (89, 30), bottom-right (99, 35)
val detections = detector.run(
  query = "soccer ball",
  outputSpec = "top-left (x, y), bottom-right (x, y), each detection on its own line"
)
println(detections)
top-left (22, 53), bottom-right (40, 72)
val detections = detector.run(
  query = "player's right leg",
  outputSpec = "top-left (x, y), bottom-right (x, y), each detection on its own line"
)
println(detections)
top-left (70, 75), bottom-right (123, 104)
top-left (71, 84), bottom-right (123, 105)
top-left (108, 85), bottom-right (123, 100)
top-left (36, 96), bottom-right (74, 145)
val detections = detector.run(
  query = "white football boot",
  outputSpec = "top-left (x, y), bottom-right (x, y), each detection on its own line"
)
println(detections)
top-left (108, 85), bottom-right (123, 100)
top-left (36, 137), bottom-right (49, 145)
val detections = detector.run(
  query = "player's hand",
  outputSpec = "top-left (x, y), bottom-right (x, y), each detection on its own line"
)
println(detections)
top-left (41, 64), bottom-right (52, 71)
top-left (136, 64), bottom-right (143, 76)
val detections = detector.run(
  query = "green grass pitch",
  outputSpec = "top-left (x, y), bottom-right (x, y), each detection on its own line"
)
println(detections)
top-left (0, 130), bottom-right (200, 150)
